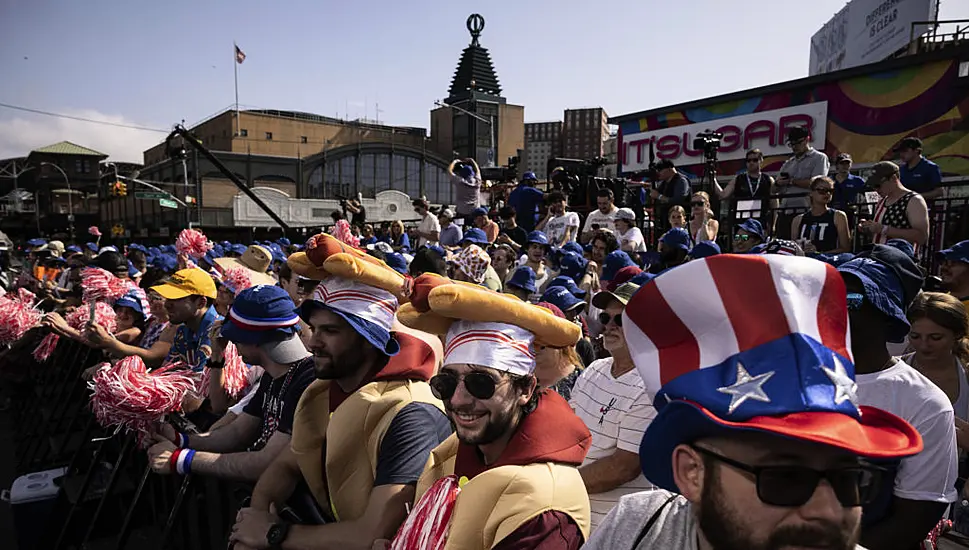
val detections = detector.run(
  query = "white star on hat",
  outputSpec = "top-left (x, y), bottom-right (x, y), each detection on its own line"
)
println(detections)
top-left (823, 355), bottom-right (859, 412)
top-left (717, 362), bottom-right (775, 414)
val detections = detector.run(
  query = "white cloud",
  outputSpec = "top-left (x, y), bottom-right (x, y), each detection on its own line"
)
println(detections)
top-left (0, 108), bottom-right (164, 164)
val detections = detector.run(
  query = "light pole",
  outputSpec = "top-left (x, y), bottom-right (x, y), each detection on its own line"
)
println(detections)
top-left (39, 162), bottom-right (73, 240)
top-left (434, 100), bottom-right (496, 167)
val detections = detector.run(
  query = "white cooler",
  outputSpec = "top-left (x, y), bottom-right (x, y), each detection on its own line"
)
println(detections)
top-left (2, 466), bottom-right (67, 549)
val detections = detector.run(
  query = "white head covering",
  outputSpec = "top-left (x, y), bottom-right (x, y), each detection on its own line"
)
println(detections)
top-left (443, 320), bottom-right (536, 376)
top-left (308, 276), bottom-right (397, 334)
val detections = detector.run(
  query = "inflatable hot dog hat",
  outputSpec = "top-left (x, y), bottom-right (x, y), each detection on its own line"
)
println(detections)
top-left (288, 232), bottom-right (407, 301)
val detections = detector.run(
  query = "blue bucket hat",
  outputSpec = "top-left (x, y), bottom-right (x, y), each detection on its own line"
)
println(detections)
top-left (541, 285), bottom-right (585, 313)
top-left (221, 285), bottom-right (306, 362)
top-left (547, 275), bottom-right (587, 298)
top-left (689, 241), bottom-right (721, 259)
top-left (231, 244), bottom-right (248, 256)
top-left (460, 228), bottom-right (489, 246)
top-left (737, 219), bottom-right (767, 241)
top-left (385, 252), bottom-right (409, 275)
top-left (66, 245), bottom-right (82, 255)
top-left (114, 288), bottom-right (148, 318)
top-left (660, 228), bottom-right (691, 252)
top-left (938, 240), bottom-right (969, 264)
top-left (26, 238), bottom-right (47, 248)
top-left (153, 254), bottom-right (178, 273)
top-left (525, 231), bottom-right (550, 249)
top-left (129, 243), bottom-right (148, 254)
top-left (560, 241), bottom-right (584, 257)
top-left (299, 279), bottom-right (400, 356)
top-left (602, 250), bottom-right (636, 282)
top-left (838, 244), bottom-right (923, 343)
top-left (506, 266), bottom-right (538, 294)
top-left (212, 244), bottom-right (225, 257)
top-left (558, 251), bottom-right (589, 282)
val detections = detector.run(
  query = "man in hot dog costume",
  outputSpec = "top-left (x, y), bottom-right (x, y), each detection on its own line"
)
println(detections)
top-left (388, 274), bottom-right (593, 549)
top-left (230, 234), bottom-right (452, 550)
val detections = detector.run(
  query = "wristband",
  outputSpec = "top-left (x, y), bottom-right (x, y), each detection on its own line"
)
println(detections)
top-left (176, 449), bottom-right (195, 475)
top-left (176, 432), bottom-right (189, 449)
top-left (169, 448), bottom-right (182, 473)
top-left (207, 358), bottom-right (225, 370)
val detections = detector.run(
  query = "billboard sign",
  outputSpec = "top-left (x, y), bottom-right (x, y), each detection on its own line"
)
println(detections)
top-left (809, 0), bottom-right (938, 76)
top-left (620, 102), bottom-right (829, 172)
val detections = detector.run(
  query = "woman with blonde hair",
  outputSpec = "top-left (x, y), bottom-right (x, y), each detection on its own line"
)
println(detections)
top-left (389, 219), bottom-right (410, 253)
top-left (688, 191), bottom-right (719, 244)
top-left (667, 205), bottom-right (687, 230)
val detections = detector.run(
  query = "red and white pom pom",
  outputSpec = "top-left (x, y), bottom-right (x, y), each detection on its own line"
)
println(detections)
top-left (88, 226), bottom-right (102, 237)
top-left (332, 220), bottom-right (360, 248)
top-left (81, 268), bottom-right (132, 303)
top-left (175, 229), bottom-right (213, 260)
top-left (32, 333), bottom-right (59, 362)
top-left (0, 292), bottom-right (42, 345)
top-left (14, 288), bottom-right (36, 305)
top-left (89, 356), bottom-right (198, 436)
top-left (67, 302), bottom-right (118, 333)
top-left (389, 475), bottom-right (460, 550)
top-left (197, 342), bottom-right (249, 399)
top-left (222, 267), bottom-right (253, 296)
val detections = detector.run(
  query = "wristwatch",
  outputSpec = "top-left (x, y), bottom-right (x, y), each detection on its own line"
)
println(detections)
top-left (266, 520), bottom-right (291, 549)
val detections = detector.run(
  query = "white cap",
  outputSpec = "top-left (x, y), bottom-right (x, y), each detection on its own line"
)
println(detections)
top-left (444, 320), bottom-right (536, 376)
top-left (616, 208), bottom-right (636, 221)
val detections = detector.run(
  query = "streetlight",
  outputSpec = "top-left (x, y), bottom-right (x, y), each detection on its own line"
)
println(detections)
top-left (434, 100), bottom-right (496, 167)
top-left (39, 162), bottom-right (73, 240)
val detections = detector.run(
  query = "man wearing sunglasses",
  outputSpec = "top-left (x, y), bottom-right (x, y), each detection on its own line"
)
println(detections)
top-left (232, 249), bottom-right (452, 550)
top-left (838, 245), bottom-right (958, 550)
top-left (791, 176), bottom-right (851, 254)
top-left (570, 282), bottom-right (655, 532)
top-left (396, 275), bottom-right (593, 549)
top-left (586, 254), bottom-right (923, 550)
top-left (731, 218), bottom-right (766, 254)
top-left (858, 161), bottom-right (929, 253)
top-left (775, 127), bottom-right (830, 240)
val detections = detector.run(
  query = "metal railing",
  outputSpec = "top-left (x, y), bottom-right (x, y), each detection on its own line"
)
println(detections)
top-left (908, 19), bottom-right (969, 55)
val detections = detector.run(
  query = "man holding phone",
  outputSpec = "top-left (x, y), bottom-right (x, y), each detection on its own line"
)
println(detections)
top-left (775, 127), bottom-right (830, 239)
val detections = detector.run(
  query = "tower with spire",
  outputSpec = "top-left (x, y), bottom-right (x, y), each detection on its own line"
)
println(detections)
top-left (430, 14), bottom-right (523, 171)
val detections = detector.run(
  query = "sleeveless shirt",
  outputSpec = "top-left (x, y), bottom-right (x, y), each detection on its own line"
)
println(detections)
top-left (873, 191), bottom-right (918, 252)
top-left (797, 208), bottom-right (839, 253)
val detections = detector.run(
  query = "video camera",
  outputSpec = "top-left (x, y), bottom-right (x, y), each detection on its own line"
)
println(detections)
top-left (693, 131), bottom-right (723, 162)
top-left (479, 156), bottom-right (521, 184)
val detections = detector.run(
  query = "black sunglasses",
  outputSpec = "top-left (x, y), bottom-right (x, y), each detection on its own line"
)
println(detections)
top-left (813, 187), bottom-right (833, 195)
top-left (598, 312), bottom-right (623, 327)
top-left (733, 234), bottom-right (750, 242)
top-left (690, 201), bottom-right (705, 208)
top-left (430, 371), bottom-right (506, 401)
top-left (693, 446), bottom-right (881, 507)
top-left (846, 292), bottom-right (865, 311)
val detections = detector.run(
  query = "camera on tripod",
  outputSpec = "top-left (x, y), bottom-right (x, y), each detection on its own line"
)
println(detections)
top-left (693, 131), bottom-right (723, 161)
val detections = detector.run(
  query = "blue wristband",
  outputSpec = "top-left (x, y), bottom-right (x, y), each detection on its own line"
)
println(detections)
top-left (177, 432), bottom-right (190, 449)
top-left (183, 449), bottom-right (196, 475)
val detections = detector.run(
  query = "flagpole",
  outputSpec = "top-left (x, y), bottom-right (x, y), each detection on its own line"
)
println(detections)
top-left (233, 42), bottom-right (240, 137)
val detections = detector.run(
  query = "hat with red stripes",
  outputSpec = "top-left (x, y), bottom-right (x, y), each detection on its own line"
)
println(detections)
top-left (444, 321), bottom-right (536, 376)
top-left (624, 254), bottom-right (922, 491)
top-left (300, 276), bottom-right (400, 356)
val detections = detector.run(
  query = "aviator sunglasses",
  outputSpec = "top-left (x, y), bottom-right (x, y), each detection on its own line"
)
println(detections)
top-left (430, 371), bottom-right (508, 401)
top-left (693, 446), bottom-right (881, 507)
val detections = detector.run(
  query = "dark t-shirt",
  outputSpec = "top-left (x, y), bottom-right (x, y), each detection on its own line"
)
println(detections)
top-left (374, 401), bottom-right (453, 486)
top-left (351, 205), bottom-right (367, 227)
top-left (500, 225), bottom-right (529, 249)
top-left (508, 185), bottom-right (545, 232)
top-left (899, 158), bottom-right (942, 195)
top-left (243, 357), bottom-right (316, 450)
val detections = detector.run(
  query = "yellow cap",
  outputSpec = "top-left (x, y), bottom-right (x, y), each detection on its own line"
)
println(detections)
top-left (151, 268), bottom-right (218, 300)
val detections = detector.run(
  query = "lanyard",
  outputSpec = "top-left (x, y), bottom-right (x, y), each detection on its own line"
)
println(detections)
top-left (747, 173), bottom-right (761, 198)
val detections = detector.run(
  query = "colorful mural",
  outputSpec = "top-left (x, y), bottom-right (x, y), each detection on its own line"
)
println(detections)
top-left (617, 59), bottom-right (969, 179)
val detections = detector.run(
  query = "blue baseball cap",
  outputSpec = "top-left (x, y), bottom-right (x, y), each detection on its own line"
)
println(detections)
top-left (506, 266), bottom-right (538, 294)
top-left (522, 171), bottom-right (537, 181)
top-left (212, 244), bottom-right (224, 257)
top-left (277, 237), bottom-right (291, 247)
top-left (471, 207), bottom-right (489, 219)
top-left (525, 231), bottom-right (549, 248)
top-left (231, 244), bottom-right (248, 256)
top-left (26, 238), bottom-right (47, 248)
top-left (456, 163), bottom-right (475, 179)
top-left (660, 228), bottom-right (691, 252)
top-left (128, 243), bottom-right (148, 254)
top-left (558, 251), bottom-right (588, 282)
top-left (737, 219), bottom-right (766, 241)
top-left (66, 245), bottom-right (82, 254)
top-left (221, 285), bottom-right (307, 364)
top-left (560, 241), bottom-right (584, 257)
top-left (152, 254), bottom-right (178, 273)
top-left (541, 285), bottom-right (585, 313)
top-left (602, 250), bottom-right (635, 282)
top-left (689, 241), bottom-right (721, 259)
top-left (938, 240), bottom-right (969, 264)
top-left (85, 242), bottom-right (99, 252)
top-left (460, 228), bottom-right (489, 246)
top-left (547, 275), bottom-right (587, 298)
top-left (385, 252), bottom-right (409, 275)
top-left (838, 244), bottom-right (923, 343)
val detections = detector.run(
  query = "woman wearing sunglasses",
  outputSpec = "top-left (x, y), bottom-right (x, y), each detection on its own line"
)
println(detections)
top-left (395, 275), bottom-right (592, 549)
top-left (791, 175), bottom-right (852, 254)
top-left (687, 191), bottom-right (719, 245)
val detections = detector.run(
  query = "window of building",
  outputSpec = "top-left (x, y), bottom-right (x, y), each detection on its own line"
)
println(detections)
top-left (406, 157), bottom-right (421, 198)
top-left (83, 160), bottom-right (91, 173)
top-left (300, 136), bottom-right (308, 144)
top-left (240, 129), bottom-right (248, 137)
top-left (75, 159), bottom-right (82, 173)
top-left (375, 154), bottom-right (391, 194)
top-left (265, 132), bottom-right (273, 140)
top-left (392, 155), bottom-right (406, 191)
top-left (360, 154), bottom-right (376, 199)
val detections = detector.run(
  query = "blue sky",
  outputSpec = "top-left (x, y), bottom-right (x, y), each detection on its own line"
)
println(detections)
top-left (1, 0), bottom-right (967, 161)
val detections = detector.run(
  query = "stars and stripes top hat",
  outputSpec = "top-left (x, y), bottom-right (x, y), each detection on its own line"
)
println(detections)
top-left (299, 276), bottom-right (400, 356)
top-left (624, 254), bottom-right (922, 491)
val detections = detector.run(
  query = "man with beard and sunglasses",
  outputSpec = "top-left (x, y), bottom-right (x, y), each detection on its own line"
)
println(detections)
top-left (586, 254), bottom-right (923, 550)
top-left (231, 235), bottom-right (451, 550)
top-left (388, 274), bottom-right (592, 549)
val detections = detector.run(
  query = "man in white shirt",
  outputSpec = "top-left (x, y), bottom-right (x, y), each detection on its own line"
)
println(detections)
top-left (581, 188), bottom-right (619, 244)
top-left (412, 199), bottom-right (440, 249)
top-left (839, 244), bottom-right (958, 550)
top-left (776, 126), bottom-right (830, 239)
top-left (537, 190), bottom-right (581, 247)
top-left (570, 282), bottom-right (655, 530)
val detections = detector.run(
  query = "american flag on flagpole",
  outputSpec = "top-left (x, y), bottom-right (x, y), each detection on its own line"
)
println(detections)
top-left (235, 44), bottom-right (246, 64)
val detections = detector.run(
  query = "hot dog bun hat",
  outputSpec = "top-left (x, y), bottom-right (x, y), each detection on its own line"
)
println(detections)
top-left (291, 233), bottom-right (408, 356)
top-left (397, 274), bottom-right (581, 375)
top-left (625, 254), bottom-right (923, 491)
